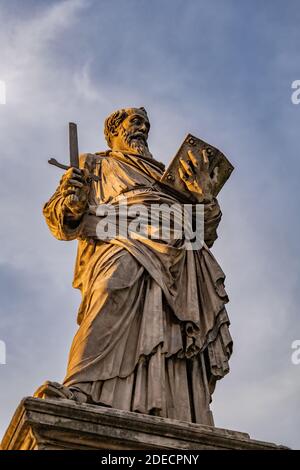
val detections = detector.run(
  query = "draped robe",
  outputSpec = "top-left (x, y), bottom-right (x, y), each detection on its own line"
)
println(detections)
top-left (43, 150), bottom-right (232, 425)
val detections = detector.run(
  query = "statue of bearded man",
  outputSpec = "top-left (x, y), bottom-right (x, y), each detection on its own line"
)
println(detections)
top-left (37, 107), bottom-right (232, 426)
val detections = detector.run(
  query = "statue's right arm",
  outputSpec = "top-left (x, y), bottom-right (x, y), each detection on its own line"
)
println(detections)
top-left (43, 166), bottom-right (90, 241)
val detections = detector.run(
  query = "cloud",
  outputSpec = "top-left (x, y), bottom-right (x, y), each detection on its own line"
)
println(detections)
top-left (0, 0), bottom-right (299, 449)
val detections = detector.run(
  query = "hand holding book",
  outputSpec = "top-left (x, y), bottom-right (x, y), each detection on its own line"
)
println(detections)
top-left (160, 134), bottom-right (234, 203)
top-left (178, 149), bottom-right (218, 203)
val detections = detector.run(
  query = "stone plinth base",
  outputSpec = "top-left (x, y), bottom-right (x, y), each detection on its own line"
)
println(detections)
top-left (1, 397), bottom-right (286, 450)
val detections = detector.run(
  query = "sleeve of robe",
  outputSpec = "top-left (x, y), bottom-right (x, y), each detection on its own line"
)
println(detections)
top-left (204, 197), bottom-right (222, 248)
top-left (42, 154), bottom-right (90, 241)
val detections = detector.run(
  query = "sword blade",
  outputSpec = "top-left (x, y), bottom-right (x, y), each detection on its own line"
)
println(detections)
top-left (69, 122), bottom-right (79, 168)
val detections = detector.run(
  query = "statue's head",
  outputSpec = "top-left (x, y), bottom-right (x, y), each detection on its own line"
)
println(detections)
top-left (104, 107), bottom-right (151, 156)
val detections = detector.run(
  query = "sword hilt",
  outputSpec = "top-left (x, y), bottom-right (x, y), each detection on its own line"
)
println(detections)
top-left (48, 158), bottom-right (99, 182)
top-left (48, 158), bottom-right (69, 171)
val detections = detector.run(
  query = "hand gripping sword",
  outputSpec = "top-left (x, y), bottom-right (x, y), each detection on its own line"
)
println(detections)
top-left (48, 123), bottom-right (99, 182)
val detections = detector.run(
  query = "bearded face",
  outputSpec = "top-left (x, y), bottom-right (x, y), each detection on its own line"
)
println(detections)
top-left (110, 111), bottom-right (151, 157)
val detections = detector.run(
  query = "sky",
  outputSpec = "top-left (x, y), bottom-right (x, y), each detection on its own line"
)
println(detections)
top-left (0, 0), bottom-right (299, 449)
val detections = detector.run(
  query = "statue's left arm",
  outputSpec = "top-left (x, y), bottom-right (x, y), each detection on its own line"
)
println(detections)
top-left (178, 148), bottom-right (223, 247)
top-left (204, 197), bottom-right (222, 247)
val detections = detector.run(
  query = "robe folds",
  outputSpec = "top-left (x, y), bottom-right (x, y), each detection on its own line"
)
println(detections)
top-left (43, 150), bottom-right (232, 425)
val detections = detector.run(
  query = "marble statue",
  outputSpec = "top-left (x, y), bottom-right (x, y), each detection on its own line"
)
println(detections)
top-left (35, 107), bottom-right (232, 426)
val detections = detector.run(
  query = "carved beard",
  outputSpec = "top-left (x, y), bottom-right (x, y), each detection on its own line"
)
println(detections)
top-left (119, 127), bottom-right (151, 158)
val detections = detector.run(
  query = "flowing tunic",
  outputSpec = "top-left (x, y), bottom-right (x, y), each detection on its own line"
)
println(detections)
top-left (43, 150), bottom-right (232, 425)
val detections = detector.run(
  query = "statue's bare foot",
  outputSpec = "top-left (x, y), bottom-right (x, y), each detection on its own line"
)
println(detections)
top-left (33, 381), bottom-right (88, 403)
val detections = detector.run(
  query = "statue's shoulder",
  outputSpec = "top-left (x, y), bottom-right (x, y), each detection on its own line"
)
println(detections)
top-left (79, 151), bottom-right (110, 169)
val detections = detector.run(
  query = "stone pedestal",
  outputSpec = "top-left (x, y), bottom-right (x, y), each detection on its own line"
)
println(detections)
top-left (1, 397), bottom-right (287, 450)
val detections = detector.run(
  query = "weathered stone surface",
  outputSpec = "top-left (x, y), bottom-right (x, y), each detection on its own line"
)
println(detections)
top-left (1, 397), bottom-right (287, 450)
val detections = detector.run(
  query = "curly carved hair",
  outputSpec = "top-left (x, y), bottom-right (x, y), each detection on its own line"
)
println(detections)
top-left (104, 107), bottom-right (149, 147)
